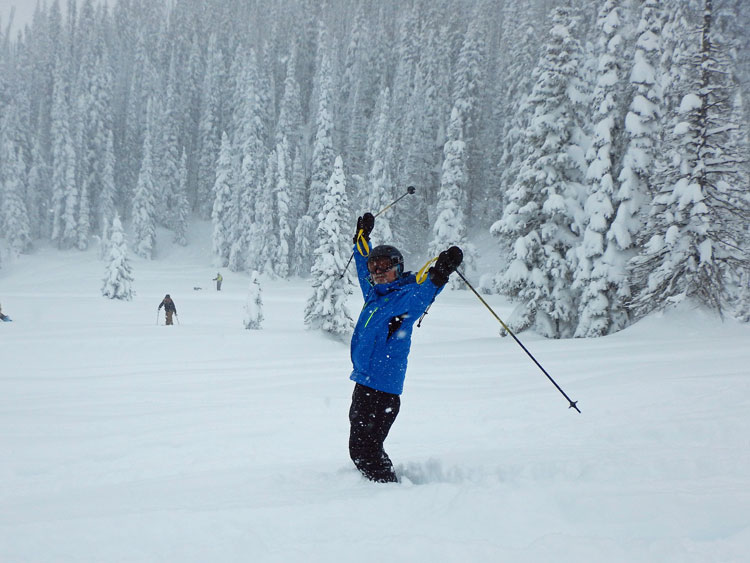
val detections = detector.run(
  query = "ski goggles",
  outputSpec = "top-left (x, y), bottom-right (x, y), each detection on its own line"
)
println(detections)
top-left (367, 257), bottom-right (398, 275)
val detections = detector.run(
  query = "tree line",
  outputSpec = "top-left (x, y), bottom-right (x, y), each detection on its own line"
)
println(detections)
top-left (0, 0), bottom-right (748, 337)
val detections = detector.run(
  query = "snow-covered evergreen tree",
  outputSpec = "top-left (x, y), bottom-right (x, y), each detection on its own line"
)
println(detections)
top-left (77, 179), bottom-right (92, 251)
top-left (26, 139), bottom-right (50, 240)
top-left (212, 131), bottom-right (234, 266)
top-left (495, 7), bottom-right (542, 236)
top-left (101, 214), bottom-right (134, 300)
top-left (275, 138), bottom-right (292, 278)
top-left (293, 214), bottom-right (316, 277)
top-left (196, 34), bottom-right (224, 219)
top-left (248, 150), bottom-right (278, 275)
top-left (98, 130), bottom-right (117, 235)
top-left (75, 27), bottom-right (112, 239)
top-left (276, 47), bottom-right (304, 161)
top-left (630, 0), bottom-right (750, 317)
top-left (573, 0), bottom-right (630, 337)
top-left (452, 12), bottom-right (486, 216)
top-left (400, 65), bottom-right (438, 253)
top-left (0, 139), bottom-right (32, 255)
top-left (365, 87), bottom-right (396, 246)
top-left (173, 149), bottom-right (190, 246)
top-left (132, 121), bottom-right (157, 259)
top-left (493, 7), bottom-right (588, 338)
top-left (243, 270), bottom-right (264, 329)
top-left (50, 56), bottom-right (79, 249)
top-left (304, 156), bottom-right (353, 337)
top-left (430, 106), bottom-right (470, 288)
top-left (613, 0), bottom-right (664, 266)
top-left (307, 50), bottom-right (335, 220)
top-left (230, 49), bottom-right (266, 272)
top-left (156, 54), bottom-right (182, 230)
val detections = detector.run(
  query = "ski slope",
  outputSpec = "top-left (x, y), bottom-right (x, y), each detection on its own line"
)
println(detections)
top-left (1, 231), bottom-right (749, 562)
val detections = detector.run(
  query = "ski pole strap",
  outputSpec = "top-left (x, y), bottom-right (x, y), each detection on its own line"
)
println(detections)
top-left (356, 231), bottom-right (370, 256)
top-left (416, 257), bottom-right (438, 284)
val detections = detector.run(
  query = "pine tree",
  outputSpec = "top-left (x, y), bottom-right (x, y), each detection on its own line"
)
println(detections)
top-left (101, 214), bottom-right (135, 300)
top-left (27, 139), bottom-right (50, 240)
top-left (573, 0), bottom-right (630, 337)
top-left (452, 12), bottom-right (485, 216)
top-left (495, 10), bottom-right (541, 231)
top-left (293, 214), bottom-right (316, 277)
top-left (430, 106), bottom-right (470, 288)
top-left (173, 149), bottom-right (190, 246)
top-left (613, 0), bottom-right (664, 264)
top-left (339, 5), bottom-right (368, 172)
top-left (494, 7), bottom-right (588, 338)
top-left (248, 150), bottom-right (278, 275)
top-left (243, 270), bottom-right (264, 329)
top-left (212, 132), bottom-right (234, 266)
top-left (0, 138), bottom-right (32, 255)
top-left (399, 65), bottom-right (436, 254)
top-left (50, 56), bottom-right (78, 249)
top-left (75, 24), bottom-right (112, 238)
top-left (276, 47), bottom-right (304, 159)
top-left (307, 49), bottom-right (335, 219)
top-left (630, 0), bottom-right (750, 317)
top-left (304, 155), bottom-right (353, 337)
top-left (365, 87), bottom-right (396, 246)
top-left (98, 130), bottom-right (117, 232)
top-left (132, 120), bottom-right (157, 259)
top-left (275, 137), bottom-right (292, 278)
top-left (156, 53), bottom-right (182, 229)
top-left (196, 34), bottom-right (224, 219)
top-left (231, 49), bottom-right (266, 272)
top-left (77, 178), bottom-right (92, 250)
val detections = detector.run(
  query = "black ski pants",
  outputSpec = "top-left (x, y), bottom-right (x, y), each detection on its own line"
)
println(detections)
top-left (349, 383), bottom-right (400, 483)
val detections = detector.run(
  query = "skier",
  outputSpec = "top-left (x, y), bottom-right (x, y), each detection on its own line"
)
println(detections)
top-left (158, 294), bottom-right (178, 325)
top-left (348, 212), bottom-right (463, 483)
top-left (0, 302), bottom-right (11, 322)
top-left (213, 272), bottom-right (223, 291)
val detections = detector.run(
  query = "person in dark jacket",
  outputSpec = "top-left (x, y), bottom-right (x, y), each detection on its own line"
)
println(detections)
top-left (158, 294), bottom-right (178, 325)
top-left (348, 212), bottom-right (463, 483)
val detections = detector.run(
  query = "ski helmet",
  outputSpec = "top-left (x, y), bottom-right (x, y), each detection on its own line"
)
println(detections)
top-left (367, 245), bottom-right (404, 276)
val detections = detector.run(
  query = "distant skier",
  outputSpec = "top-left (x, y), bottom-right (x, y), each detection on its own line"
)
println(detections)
top-left (213, 272), bottom-right (223, 291)
top-left (348, 212), bottom-right (463, 483)
top-left (158, 294), bottom-right (178, 325)
top-left (0, 302), bottom-right (11, 322)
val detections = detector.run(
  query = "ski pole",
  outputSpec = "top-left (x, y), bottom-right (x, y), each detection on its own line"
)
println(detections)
top-left (373, 185), bottom-right (416, 218)
top-left (340, 185), bottom-right (416, 278)
top-left (156, 310), bottom-right (159, 325)
top-left (455, 269), bottom-right (581, 413)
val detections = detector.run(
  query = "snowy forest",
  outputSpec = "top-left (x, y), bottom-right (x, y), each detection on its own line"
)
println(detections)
top-left (0, 0), bottom-right (749, 338)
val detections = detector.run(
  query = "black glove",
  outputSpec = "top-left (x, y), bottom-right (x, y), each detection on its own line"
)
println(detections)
top-left (354, 212), bottom-right (375, 244)
top-left (429, 246), bottom-right (463, 287)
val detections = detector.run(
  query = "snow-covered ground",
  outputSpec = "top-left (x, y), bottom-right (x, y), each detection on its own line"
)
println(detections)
top-left (1, 230), bottom-right (749, 562)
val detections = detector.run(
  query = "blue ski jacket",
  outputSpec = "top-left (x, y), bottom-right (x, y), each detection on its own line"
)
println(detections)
top-left (349, 246), bottom-right (443, 395)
